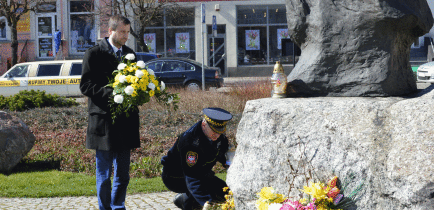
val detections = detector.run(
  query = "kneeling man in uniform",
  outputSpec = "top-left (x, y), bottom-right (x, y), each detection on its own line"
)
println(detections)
top-left (161, 107), bottom-right (233, 210)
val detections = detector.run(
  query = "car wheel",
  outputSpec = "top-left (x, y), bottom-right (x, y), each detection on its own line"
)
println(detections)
top-left (186, 81), bottom-right (201, 91)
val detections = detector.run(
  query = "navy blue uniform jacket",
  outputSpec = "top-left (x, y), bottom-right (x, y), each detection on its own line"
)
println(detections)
top-left (80, 37), bottom-right (140, 151)
top-left (161, 121), bottom-right (229, 205)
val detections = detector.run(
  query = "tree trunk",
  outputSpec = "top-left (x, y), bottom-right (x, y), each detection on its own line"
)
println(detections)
top-left (138, 31), bottom-right (149, 53)
top-left (10, 21), bottom-right (18, 66)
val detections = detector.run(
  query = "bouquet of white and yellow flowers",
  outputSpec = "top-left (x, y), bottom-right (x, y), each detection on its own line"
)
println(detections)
top-left (106, 53), bottom-right (178, 122)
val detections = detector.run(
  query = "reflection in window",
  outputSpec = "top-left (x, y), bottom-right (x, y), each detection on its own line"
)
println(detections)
top-left (146, 62), bottom-right (163, 72)
top-left (0, 18), bottom-right (7, 39)
top-left (6, 65), bottom-right (29, 78)
top-left (37, 64), bottom-right (62, 76)
top-left (70, 1), bottom-right (95, 54)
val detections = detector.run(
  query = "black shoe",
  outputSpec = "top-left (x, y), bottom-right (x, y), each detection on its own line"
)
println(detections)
top-left (173, 193), bottom-right (187, 209)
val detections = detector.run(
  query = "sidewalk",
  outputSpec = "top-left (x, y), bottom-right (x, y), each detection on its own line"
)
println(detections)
top-left (0, 191), bottom-right (179, 210)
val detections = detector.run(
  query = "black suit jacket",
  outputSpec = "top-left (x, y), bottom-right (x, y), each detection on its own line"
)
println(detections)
top-left (80, 37), bottom-right (140, 151)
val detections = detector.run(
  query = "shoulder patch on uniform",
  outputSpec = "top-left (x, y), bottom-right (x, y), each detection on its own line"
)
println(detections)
top-left (186, 151), bottom-right (198, 167)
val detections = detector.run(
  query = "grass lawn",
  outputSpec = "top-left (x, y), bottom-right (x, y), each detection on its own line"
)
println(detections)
top-left (0, 170), bottom-right (227, 198)
top-left (0, 83), bottom-right (265, 198)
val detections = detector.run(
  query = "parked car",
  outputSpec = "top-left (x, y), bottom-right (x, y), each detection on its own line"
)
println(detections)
top-left (135, 52), bottom-right (162, 62)
top-left (417, 61), bottom-right (434, 83)
top-left (0, 60), bottom-right (82, 97)
top-left (144, 57), bottom-right (223, 90)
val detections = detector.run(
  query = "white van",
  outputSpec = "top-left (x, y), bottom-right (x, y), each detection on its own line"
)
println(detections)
top-left (0, 60), bottom-right (83, 97)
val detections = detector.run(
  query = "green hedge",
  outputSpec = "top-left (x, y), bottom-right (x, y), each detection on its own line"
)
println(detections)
top-left (0, 90), bottom-right (79, 111)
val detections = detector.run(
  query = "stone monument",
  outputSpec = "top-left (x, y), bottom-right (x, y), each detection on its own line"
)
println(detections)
top-left (0, 111), bottom-right (35, 172)
top-left (226, 0), bottom-right (434, 209)
top-left (285, 0), bottom-right (433, 96)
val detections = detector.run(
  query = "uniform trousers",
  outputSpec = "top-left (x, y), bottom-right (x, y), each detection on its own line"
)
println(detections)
top-left (162, 168), bottom-right (227, 210)
top-left (96, 149), bottom-right (131, 210)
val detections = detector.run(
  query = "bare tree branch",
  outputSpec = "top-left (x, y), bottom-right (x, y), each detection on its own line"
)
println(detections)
top-left (0, 0), bottom-right (46, 66)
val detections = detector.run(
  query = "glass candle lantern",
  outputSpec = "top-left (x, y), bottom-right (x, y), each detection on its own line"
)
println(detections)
top-left (271, 61), bottom-right (287, 98)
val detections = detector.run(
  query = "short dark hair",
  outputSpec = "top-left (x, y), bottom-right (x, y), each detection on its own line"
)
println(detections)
top-left (108, 15), bottom-right (131, 31)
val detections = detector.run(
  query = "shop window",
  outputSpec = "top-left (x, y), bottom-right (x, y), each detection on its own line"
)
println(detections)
top-left (237, 5), bottom-right (289, 66)
top-left (70, 1), bottom-right (95, 54)
top-left (140, 29), bottom-right (164, 53)
top-left (238, 26), bottom-right (267, 65)
top-left (137, 7), bottom-right (195, 59)
top-left (0, 17), bottom-right (7, 39)
top-left (166, 28), bottom-right (195, 59)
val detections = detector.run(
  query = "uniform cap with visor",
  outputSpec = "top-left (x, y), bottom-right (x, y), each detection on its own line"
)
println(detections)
top-left (203, 108), bottom-right (233, 134)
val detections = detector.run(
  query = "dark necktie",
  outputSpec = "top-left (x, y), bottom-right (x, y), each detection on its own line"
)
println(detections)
top-left (116, 50), bottom-right (122, 62)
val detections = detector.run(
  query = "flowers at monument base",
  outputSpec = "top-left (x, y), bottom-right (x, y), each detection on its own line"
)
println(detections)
top-left (106, 53), bottom-right (178, 122)
top-left (254, 176), bottom-right (353, 210)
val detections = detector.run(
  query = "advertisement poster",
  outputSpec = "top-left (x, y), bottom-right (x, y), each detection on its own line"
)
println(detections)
top-left (246, 30), bottom-right (260, 50)
top-left (176, 33), bottom-right (190, 53)
top-left (144, 33), bottom-right (156, 53)
top-left (277, 29), bottom-right (290, 49)
top-left (17, 11), bottom-right (30, 33)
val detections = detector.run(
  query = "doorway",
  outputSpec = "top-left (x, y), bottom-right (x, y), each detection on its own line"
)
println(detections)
top-left (207, 25), bottom-right (226, 76)
top-left (36, 15), bottom-right (56, 58)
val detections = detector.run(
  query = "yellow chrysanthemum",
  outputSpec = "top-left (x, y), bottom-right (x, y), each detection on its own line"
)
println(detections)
top-left (113, 81), bottom-right (119, 87)
top-left (255, 187), bottom-right (286, 210)
top-left (302, 182), bottom-right (330, 202)
top-left (157, 87), bottom-right (160, 91)
top-left (150, 75), bottom-right (155, 80)
top-left (152, 79), bottom-right (159, 86)
top-left (131, 76), bottom-right (139, 84)
top-left (132, 91), bottom-right (137, 97)
top-left (142, 70), bottom-right (149, 77)
top-left (125, 75), bottom-right (132, 83)
top-left (149, 90), bottom-right (155, 97)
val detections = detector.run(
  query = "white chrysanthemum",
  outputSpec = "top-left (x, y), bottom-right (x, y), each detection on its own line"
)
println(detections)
top-left (147, 69), bottom-right (155, 76)
top-left (167, 96), bottom-right (173, 104)
top-left (125, 53), bottom-right (135, 60)
top-left (161, 81), bottom-right (165, 91)
top-left (118, 75), bottom-right (127, 83)
top-left (114, 95), bottom-right (124, 104)
top-left (135, 70), bottom-right (144, 78)
top-left (136, 60), bottom-right (146, 68)
top-left (124, 86), bottom-right (134, 95)
top-left (268, 203), bottom-right (283, 210)
top-left (148, 83), bottom-right (155, 91)
top-left (117, 63), bottom-right (127, 70)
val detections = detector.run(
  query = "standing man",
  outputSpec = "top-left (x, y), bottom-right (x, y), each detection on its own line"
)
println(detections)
top-left (80, 15), bottom-right (139, 210)
top-left (161, 108), bottom-right (233, 210)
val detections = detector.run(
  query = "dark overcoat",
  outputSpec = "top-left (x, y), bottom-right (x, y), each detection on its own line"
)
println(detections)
top-left (80, 37), bottom-right (140, 151)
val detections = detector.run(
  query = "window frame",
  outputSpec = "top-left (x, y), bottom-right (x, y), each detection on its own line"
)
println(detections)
top-left (0, 16), bottom-right (8, 40)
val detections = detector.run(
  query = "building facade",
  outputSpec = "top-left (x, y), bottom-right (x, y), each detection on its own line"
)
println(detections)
top-left (1, 0), bottom-right (434, 76)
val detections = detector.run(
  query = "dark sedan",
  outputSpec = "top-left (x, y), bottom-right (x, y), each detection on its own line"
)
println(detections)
top-left (144, 57), bottom-right (223, 91)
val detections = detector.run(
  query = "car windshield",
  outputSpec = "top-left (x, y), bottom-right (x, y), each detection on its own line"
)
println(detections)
top-left (4, 65), bottom-right (30, 78)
